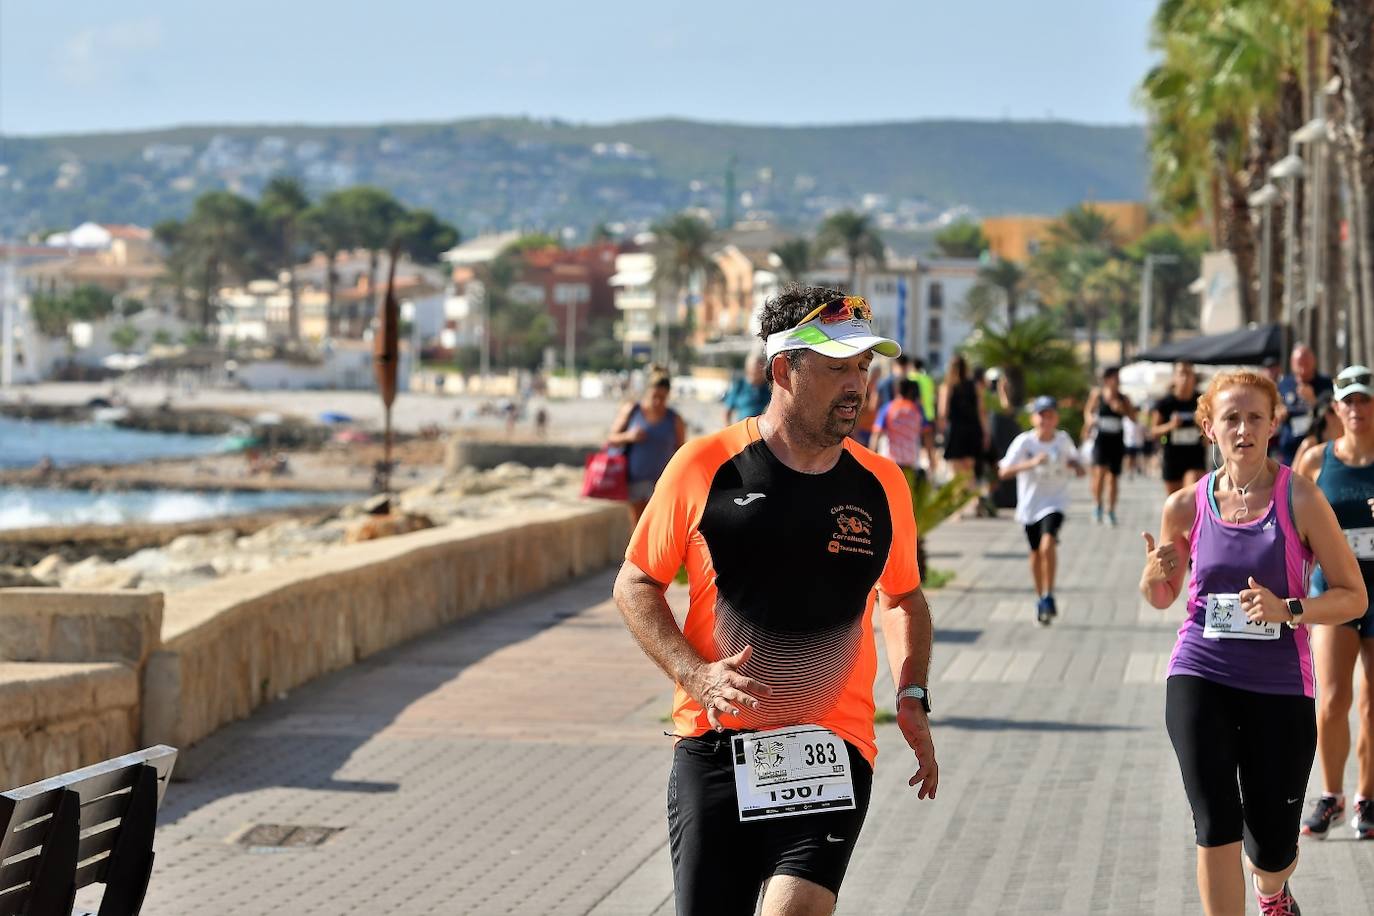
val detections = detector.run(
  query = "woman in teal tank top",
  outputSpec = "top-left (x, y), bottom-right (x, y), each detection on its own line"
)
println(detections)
top-left (1295, 364), bottom-right (1374, 839)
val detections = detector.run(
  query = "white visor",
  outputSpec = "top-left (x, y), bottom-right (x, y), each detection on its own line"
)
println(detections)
top-left (765, 315), bottom-right (901, 361)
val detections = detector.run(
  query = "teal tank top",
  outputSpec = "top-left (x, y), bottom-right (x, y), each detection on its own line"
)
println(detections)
top-left (1310, 441), bottom-right (1374, 600)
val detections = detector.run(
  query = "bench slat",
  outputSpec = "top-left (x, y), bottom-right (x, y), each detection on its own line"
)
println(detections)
top-left (76, 822), bottom-right (121, 866)
top-left (72, 850), bottom-right (111, 889)
top-left (79, 790), bottom-right (133, 833)
top-left (3, 746), bottom-right (175, 804)
top-left (0, 850), bottom-right (40, 896)
top-left (0, 793), bottom-right (60, 863)
top-left (0, 882), bottom-right (31, 916)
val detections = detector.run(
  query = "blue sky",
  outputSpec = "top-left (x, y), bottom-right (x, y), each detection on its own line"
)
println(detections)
top-left (0, 0), bottom-right (1158, 136)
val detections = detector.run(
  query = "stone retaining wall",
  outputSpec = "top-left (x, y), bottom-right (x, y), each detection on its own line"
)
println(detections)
top-left (142, 502), bottom-right (630, 750)
top-left (0, 502), bottom-right (630, 789)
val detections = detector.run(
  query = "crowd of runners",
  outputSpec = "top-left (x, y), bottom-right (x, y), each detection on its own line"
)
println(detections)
top-left (611, 281), bottom-right (1374, 915)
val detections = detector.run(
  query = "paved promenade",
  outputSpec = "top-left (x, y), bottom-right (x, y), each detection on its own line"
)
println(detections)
top-left (117, 473), bottom-right (1374, 914)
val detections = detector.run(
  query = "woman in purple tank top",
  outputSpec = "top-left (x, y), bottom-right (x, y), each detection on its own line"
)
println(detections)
top-left (1139, 370), bottom-right (1366, 916)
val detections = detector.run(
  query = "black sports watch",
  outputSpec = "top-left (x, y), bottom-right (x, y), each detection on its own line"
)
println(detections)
top-left (1285, 598), bottom-right (1305, 629)
top-left (896, 685), bottom-right (932, 714)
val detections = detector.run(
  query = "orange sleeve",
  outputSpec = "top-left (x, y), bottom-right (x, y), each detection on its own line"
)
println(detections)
top-left (624, 436), bottom-right (719, 584)
top-left (875, 457), bottom-right (921, 597)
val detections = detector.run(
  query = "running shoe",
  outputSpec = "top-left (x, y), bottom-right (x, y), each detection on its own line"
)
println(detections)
top-left (1352, 798), bottom-right (1374, 839)
top-left (1094, 505), bottom-right (1104, 525)
top-left (1301, 794), bottom-right (1344, 839)
top-left (1255, 881), bottom-right (1300, 916)
top-left (1044, 594), bottom-right (1058, 618)
top-left (1107, 510), bottom-right (1119, 528)
top-left (1035, 597), bottom-right (1052, 626)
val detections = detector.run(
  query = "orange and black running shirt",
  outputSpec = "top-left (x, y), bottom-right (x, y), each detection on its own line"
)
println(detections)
top-left (625, 417), bottom-right (921, 767)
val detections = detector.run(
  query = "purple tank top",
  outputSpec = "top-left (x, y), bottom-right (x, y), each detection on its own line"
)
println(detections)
top-left (1167, 464), bottom-right (1314, 696)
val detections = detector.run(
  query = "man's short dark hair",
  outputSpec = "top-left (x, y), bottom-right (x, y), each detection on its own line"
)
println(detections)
top-left (894, 355), bottom-right (910, 370)
top-left (912, 357), bottom-right (925, 371)
top-left (898, 378), bottom-right (920, 401)
top-left (756, 282), bottom-right (850, 386)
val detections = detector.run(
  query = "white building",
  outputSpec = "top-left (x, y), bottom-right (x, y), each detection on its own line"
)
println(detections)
top-left (610, 252), bottom-right (660, 358)
top-left (804, 256), bottom-right (978, 372)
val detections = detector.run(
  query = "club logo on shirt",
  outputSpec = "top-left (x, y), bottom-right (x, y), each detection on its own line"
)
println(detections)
top-left (828, 504), bottom-right (876, 556)
top-left (734, 492), bottom-right (767, 506)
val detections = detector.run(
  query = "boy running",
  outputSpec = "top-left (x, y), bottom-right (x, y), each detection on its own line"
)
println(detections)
top-left (999, 396), bottom-right (1086, 625)
top-left (873, 376), bottom-right (926, 491)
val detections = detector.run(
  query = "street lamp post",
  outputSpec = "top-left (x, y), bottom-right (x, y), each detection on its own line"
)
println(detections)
top-left (1248, 183), bottom-right (1281, 325)
top-left (1269, 152), bottom-right (1306, 359)
top-left (1138, 253), bottom-right (1179, 353)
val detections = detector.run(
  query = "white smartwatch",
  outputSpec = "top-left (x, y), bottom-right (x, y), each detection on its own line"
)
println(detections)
top-left (896, 685), bottom-right (932, 714)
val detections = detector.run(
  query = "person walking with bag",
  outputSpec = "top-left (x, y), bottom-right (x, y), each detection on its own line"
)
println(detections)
top-left (609, 368), bottom-right (686, 525)
top-left (1139, 369), bottom-right (1365, 916)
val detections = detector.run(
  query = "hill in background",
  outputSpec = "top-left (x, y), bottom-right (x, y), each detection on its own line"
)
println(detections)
top-left (0, 117), bottom-right (1146, 239)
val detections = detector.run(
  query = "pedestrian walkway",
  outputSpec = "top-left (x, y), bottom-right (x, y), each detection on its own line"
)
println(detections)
top-left (115, 472), bottom-right (1374, 915)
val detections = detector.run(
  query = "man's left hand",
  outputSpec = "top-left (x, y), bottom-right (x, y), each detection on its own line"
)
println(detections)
top-left (896, 701), bottom-right (938, 799)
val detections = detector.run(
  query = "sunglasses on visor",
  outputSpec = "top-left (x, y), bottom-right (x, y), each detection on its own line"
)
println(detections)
top-left (1335, 372), bottom-right (1373, 390)
top-left (795, 296), bottom-right (873, 327)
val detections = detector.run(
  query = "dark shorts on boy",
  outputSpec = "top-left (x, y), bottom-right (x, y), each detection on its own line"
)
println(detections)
top-left (1024, 512), bottom-right (1065, 550)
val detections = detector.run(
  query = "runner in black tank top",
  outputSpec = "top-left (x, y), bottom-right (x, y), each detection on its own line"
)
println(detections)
top-left (1085, 365), bottom-right (1137, 526)
top-left (1295, 365), bottom-right (1374, 840)
top-left (1153, 361), bottom-right (1208, 495)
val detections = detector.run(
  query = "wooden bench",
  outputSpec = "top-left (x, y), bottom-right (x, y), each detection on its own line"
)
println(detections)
top-left (0, 746), bottom-right (177, 916)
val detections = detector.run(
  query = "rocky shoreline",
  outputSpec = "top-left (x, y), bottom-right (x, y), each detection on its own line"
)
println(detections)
top-left (1, 462), bottom-right (593, 593)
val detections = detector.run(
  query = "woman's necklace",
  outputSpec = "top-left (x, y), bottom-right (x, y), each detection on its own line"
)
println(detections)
top-left (1224, 461), bottom-right (1269, 523)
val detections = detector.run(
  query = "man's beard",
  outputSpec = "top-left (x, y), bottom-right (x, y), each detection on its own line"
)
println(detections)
top-left (800, 395), bottom-right (861, 447)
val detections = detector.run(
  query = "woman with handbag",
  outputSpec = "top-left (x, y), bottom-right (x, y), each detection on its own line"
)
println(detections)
top-left (609, 369), bottom-right (686, 525)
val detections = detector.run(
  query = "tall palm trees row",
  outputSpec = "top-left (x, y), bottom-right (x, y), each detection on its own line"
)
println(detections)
top-left (155, 178), bottom-right (458, 341)
top-left (1140, 0), bottom-right (1374, 364)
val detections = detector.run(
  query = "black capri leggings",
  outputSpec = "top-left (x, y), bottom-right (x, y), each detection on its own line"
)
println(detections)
top-left (1165, 675), bottom-right (1316, 872)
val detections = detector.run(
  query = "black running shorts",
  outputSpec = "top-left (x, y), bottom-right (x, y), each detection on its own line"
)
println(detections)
top-left (667, 731), bottom-right (874, 915)
top-left (1023, 512), bottom-right (1065, 551)
top-left (1093, 434), bottom-right (1125, 476)
top-left (1165, 675), bottom-right (1316, 872)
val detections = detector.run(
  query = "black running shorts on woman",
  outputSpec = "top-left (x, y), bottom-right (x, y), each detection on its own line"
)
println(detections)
top-left (1165, 675), bottom-right (1316, 872)
top-left (626, 419), bottom-right (920, 913)
top-left (667, 732), bottom-right (874, 915)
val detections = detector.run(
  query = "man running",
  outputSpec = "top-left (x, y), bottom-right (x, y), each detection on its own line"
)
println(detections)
top-left (1297, 365), bottom-right (1374, 840)
top-left (998, 396), bottom-right (1085, 625)
top-left (1277, 343), bottom-right (1334, 466)
top-left (614, 284), bottom-right (939, 915)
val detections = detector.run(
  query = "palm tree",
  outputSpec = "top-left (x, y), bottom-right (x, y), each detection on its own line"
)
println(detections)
top-left (961, 316), bottom-right (1083, 413)
top-left (1033, 205), bottom-right (1117, 374)
top-left (933, 220), bottom-right (987, 259)
top-left (1128, 226), bottom-right (1204, 343)
top-left (969, 257), bottom-right (1027, 329)
top-left (259, 176), bottom-right (311, 343)
top-left (1083, 257), bottom-right (1139, 368)
top-left (770, 237), bottom-right (813, 283)
top-left (1330, 0), bottom-right (1374, 363)
top-left (304, 195), bottom-right (355, 338)
top-left (181, 191), bottom-right (261, 332)
top-left (815, 210), bottom-right (884, 292)
top-left (1140, 0), bottom-right (1315, 325)
top-left (651, 213), bottom-right (719, 366)
top-left (337, 186), bottom-right (405, 335)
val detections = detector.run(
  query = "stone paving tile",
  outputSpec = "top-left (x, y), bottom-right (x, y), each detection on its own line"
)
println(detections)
top-left (85, 473), bottom-right (1374, 915)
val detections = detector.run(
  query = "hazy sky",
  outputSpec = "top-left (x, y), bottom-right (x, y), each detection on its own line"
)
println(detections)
top-left (0, 0), bottom-right (1158, 136)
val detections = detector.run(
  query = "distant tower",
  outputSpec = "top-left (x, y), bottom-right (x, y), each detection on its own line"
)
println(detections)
top-left (722, 154), bottom-right (738, 230)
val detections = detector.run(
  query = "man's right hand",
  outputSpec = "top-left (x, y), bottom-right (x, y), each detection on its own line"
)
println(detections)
top-left (686, 645), bottom-right (773, 731)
